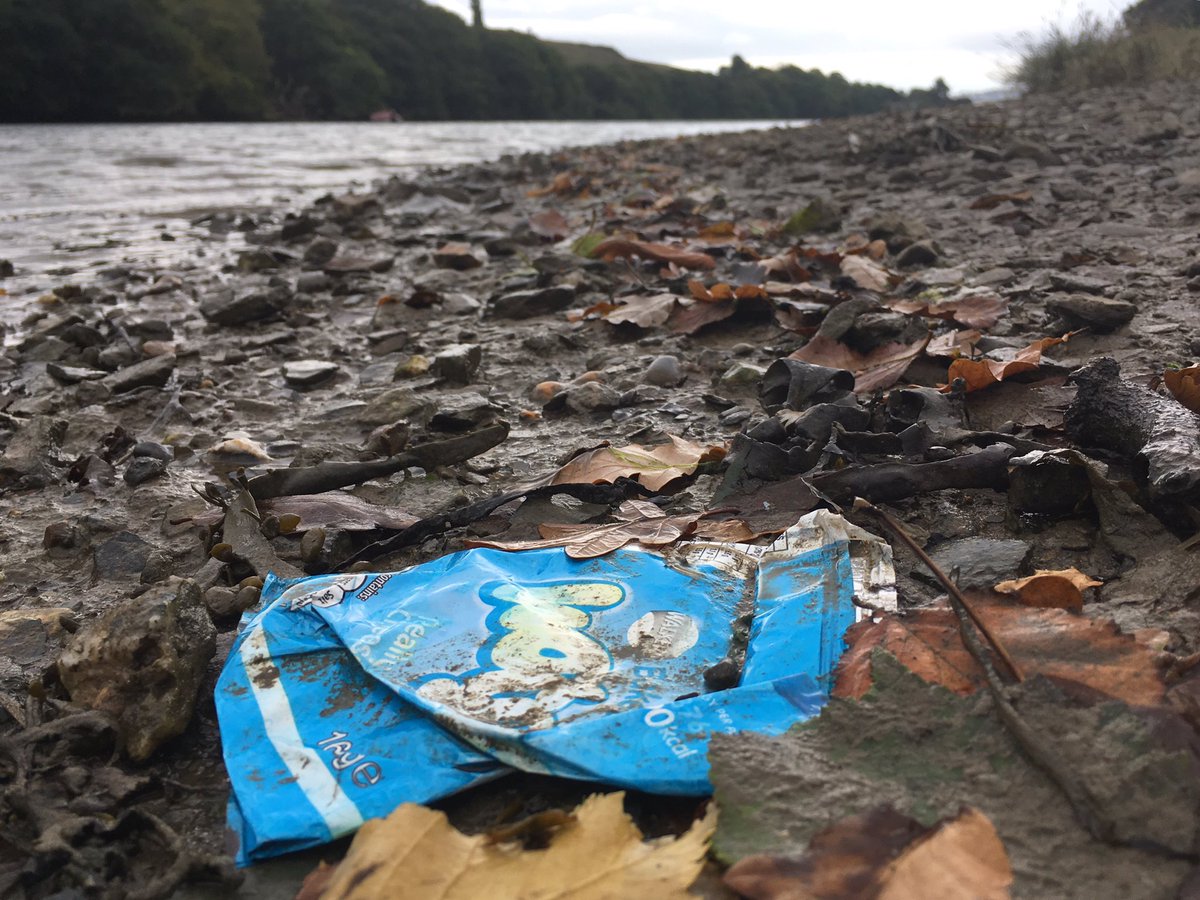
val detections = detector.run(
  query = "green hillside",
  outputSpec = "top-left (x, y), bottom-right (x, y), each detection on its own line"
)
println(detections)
top-left (0, 0), bottom-right (941, 122)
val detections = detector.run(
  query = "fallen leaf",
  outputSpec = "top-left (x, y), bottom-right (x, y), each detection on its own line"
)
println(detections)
top-left (529, 209), bottom-right (570, 240)
top-left (668, 298), bottom-right (737, 335)
top-left (316, 792), bottom-right (715, 900)
top-left (792, 334), bottom-right (930, 394)
top-left (969, 190), bottom-right (1034, 210)
top-left (698, 221), bottom-right (737, 239)
top-left (604, 293), bottom-right (679, 329)
top-left (1163, 366), bottom-right (1200, 413)
top-left (724, 806), bottom-right (1012, 900)
top-left (840, 254), bottom-right (893, 292)
top-left (468, 502), bottom-right (756, 558)
top-left (572, 232), bottom-right (607, 258)
top-left (942, 332), bottom-right (1078, 393)
top-left (551, 434), bottom-right (726, 491)
top-left (888, 293), bottom-right (1008, 329)
top-left (591, 238), bottom-right (716, 270)
top-left (994, 568), bottom-right (1102, 612)
top-left (527, 171), bottom-right (578, 198)
top-left (926, 329), bottom-right (982, 359)
top-left (833, 593), bottom-right (1166, 706)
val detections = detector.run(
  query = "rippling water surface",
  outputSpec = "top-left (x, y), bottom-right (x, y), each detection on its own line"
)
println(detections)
top-left (0, 119), bottom-right (799, 287)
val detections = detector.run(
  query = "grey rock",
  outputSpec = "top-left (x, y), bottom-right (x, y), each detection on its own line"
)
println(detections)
top-left (443, 292), bottom-right (482, 315)
top-left (1048, 273), bottom-right (1108, 294)
top-left (720, 363), bottom-right (767, 387)
top-left (491, 286), bottom-right (577, 319)
top-left (93, 531), bottom-right (155, 579)
top-left (0, 416), bottom-right (67, 489)
top-left (432, 343), bottom-right (482, 385)
top-left (124, 457), bottom-right (168, 487)
top-left (203, 586), bottom-right (243, 619)
top-left (295, 272), bottom-right (331, 294)
top-left (1046, 294), bottom-right (1137, 331)
top-left (303, 237), bottom-right (339, 267)
top-left (282, 359), bottom-right (339, 388)
top-left (929, 538), bottom-right (1031, 589)
top-left (132, 441), bottom-right (173, 462)
top-left (102, 353), bottom-right (175, 394)
top-left (361, 387), bottom-right (429, 426)
top-left (367, 329), bottom-right (409, 356)
top-left (896, 241), bottom-right (940, 269)
top-left (57, 578), bottom-right (216, 762)
top-left (237, 248), bottom-right (280, 273)
top-left (1008, 141), bottom-right (1063, 166)
top-left (430, 392), bottom-right (502, 430)
top-left (642, 355), bottom-right (684, 387)
top-left (562, 381), bottom-right (621, 414)
top-left (46, 363), bottom-right (107, 385)
top-left (200, 287), bottom-right (289, 326)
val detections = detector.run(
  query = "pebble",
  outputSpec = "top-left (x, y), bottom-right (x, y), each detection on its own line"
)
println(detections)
top-left (896, 241), bottom-right (940, 268)
top-left (102, 353), bottom-right (176, 394)
top-left (641, 355), bottom-right (684, 386)
top-left (1046, 294), bottom-right (1137, 331)
top-left (282, 359), bottom-right (339, 388)
top-left (124, 457), bottom-right (168, 487)
top-left (928, 538), bottom-right (1031, 589)
top-left (720, 363), bottom-right (766, 387)
top-left (432, 343), bottom-right (482, 385)
top-left (491, 286), bottom-right (576, 319)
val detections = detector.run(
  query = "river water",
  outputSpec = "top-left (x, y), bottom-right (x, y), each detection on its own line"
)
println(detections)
top-left (0, 119), bottom-right (797, 290)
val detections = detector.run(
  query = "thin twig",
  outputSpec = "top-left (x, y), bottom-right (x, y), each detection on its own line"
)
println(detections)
top-left (853, 497), bottom-right (1024, 682)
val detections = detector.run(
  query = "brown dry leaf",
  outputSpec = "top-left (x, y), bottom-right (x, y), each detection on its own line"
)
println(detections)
top-left (592, 237), bottom-right (716, 271)
top-left (926, 329), bottom-right (982, 359)
top-left (833, 593), bottom-right (1166, 706)
top-left (551, 434), bottom-right (726, 491)
top-left (604, 293), bottom-right (678, 329)
top-left (668, 298), bottom-right (737, 335)
top-left (994, 568), bottom-right (1103, 612)
top-left (792, 334), bottom-right (930, 394)
top-left (943, 332), bottom-right (1077, 393)
top-left (529, 209), bottom-right (570, 240)
top-left (527, 172), bottom-right (578, 198)
top-left (724, 806), bottom-right (1011, 900)
top-left (840, 254), bottom-right (893, 292)
top-left (1163, 366), bottom-right (1200, 413)
top-left (316, 792), bottom-right (715, 900)
top-left (969, 190), bottom-right (1033, 210)
top-left (688, 279), bottom-right (733, 301)
top-left (699, 221), bottom-right (736, 239)
top-left (888, 294), bottom-right (1007, 330)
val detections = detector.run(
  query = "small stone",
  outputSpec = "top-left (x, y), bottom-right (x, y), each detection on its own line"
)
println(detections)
top-left (237, 248), bottom-right (279, 273)
top-left (429, 392), bottom-right (501, 430)
top-left (124, 457), bottom-right (168, 487)
top-left (443, 292), bottom-right (482, 315)
top-left (57, 579), bottom-right (215, 761)
top-left (203, 586), bottom-right (242, 618)
top-left (0, 260), bottom-right (13, 277)
top-left (562, 381), bottom-right (622, 413)
top-left (141, 340), bottom-right (174, 357)
top-left (432, 343), bottom-right (482, 385)
top-left (368, 329), bottom-right (409, 356)
top-left (720, 363), bottom-right (767, 387)
top-left (200, 287), bottom-right (288, 326)
top-left (43, 521), bottom-right (83, 553)
top-left (93, 532), bottom-right (154, 580)
top-left (896, 241), bottom-right (939, 268)
top-left (1046, 294), bottom-right (1137, 332)
top-left (491, 286), bottom-right (576, 319)
top-left (928, 538), bottom-right (1031, 589)
top-left (532, 381), bottom-right (567, 403)
top-left (433, 242), bottom-right (484, 270)
top-left (361, 387), bottom-right (428, 426)
top-left (300, 528), bottom-right (326, 564)
top-left (719, 406), bottom-right (753, 426)
top-left (642, 355), bottom-right (684, 387)
top-left (324, 254), bottom-right (393, 274)
top-left (46, 363), bottom-right (107, 385)
top-left (395, 355), bottom-right (431, 379)
top-left (132, 441), bottom-right (172, 461)
top-left (302, 237), bottom-right (339, 267)
top-left (236, 584), bottom-right (261, 611)
top-left (364, 421), bottom-right (411, 456)
top-left (1047, 273), bottom-right (1108, 294)
top-left (140, 550), bottom-right (174, 584)
top-left (283, 359), bottom-right (339, 388)
top-left (296, 272), bottom-right (331, 293)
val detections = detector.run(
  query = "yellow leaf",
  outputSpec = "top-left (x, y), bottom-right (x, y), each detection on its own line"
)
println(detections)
top-left (317, 792), bottom-right (716, 900)
top-left (551, 434), bottom-right (726, 491)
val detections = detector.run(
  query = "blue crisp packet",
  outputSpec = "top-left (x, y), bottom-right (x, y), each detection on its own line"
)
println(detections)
top-left (217, 510), bottom-right (894, 864)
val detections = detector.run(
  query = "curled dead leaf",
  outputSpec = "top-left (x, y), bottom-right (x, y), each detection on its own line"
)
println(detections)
top-left (942, 332), bottom-right (1079, 393)
top-left (840, 254), bottom-right (893, 292)
top-left (551, 434), bottom-right (726, 491)
top-left (888, 293), bottom-right (1008, 330)
top-left (994, 568), bottom-right (1102, 612)
top-left (592, 238), bottom-right (716, 271)
top-left (1163, 366), bottom-right (1200, 413)
top-left (791, 334), bottom-right (930, 394)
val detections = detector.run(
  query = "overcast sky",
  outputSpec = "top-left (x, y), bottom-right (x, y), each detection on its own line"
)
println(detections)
top-left (429, 0), bottom-right (1130, 94)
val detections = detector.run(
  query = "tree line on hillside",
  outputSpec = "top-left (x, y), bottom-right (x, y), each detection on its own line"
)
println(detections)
top-left (0, 0), bottom-right (950, 122)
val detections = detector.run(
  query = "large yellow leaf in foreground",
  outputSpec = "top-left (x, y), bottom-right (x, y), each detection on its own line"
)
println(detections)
top-left (317, 792), bottom-right (716, 900)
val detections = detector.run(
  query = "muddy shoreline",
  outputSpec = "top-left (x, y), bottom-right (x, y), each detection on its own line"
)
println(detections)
top-left (2, 81), bottom-right (1199, 898)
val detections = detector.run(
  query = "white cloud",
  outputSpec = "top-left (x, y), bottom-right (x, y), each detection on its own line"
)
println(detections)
top-left (429, 0), bottom-right (1129, 92)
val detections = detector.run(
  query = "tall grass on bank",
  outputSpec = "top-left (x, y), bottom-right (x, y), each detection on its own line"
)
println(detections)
top-left (1008, 12), bottom-right (1200, 92)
